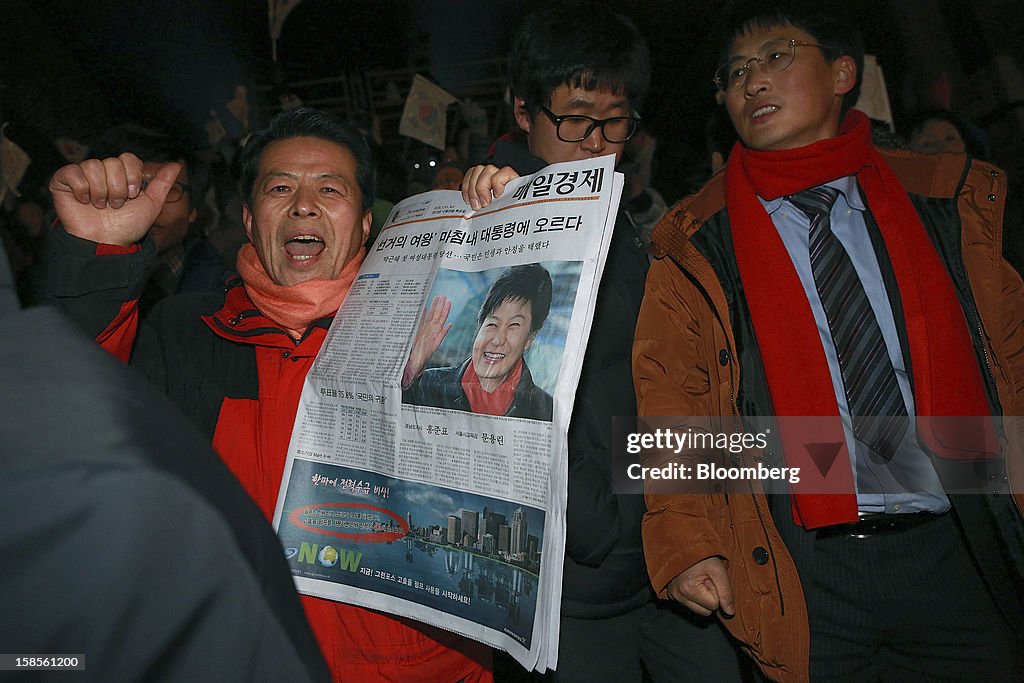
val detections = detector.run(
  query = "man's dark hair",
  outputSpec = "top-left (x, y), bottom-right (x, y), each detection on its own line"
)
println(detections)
top-left (509, 3), bottom-right (650, 116)
top-left (717, 1), bottom-right (864, 114)
top-left (90, 123), bottom-right (208, 213)
top-left (478, 264), bottom-right (553, 334)
top-left (237, 107), bottom-right (375, 211)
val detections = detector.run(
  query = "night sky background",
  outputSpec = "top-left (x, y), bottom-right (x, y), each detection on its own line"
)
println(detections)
top-left (2, 0), bottom-right (1021, 204)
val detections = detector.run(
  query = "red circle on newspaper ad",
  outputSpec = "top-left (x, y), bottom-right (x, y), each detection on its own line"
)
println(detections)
top-left (288, 502), bottom-right (410, 543)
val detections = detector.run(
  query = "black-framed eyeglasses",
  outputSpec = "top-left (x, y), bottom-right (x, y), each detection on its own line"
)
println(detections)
top-left (140, 175), bottom-right (191, 203)
top-left (713, 39), bottom-right (827, 92)
top-left (538, 106), bottom-right (641, 144)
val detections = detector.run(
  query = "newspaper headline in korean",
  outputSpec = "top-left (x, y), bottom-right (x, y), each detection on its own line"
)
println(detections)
top-left (272, 155), bottom-right (623, 671)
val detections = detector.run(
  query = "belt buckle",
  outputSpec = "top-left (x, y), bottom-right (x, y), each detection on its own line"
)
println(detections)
top-left (846, 513), bottom-right (878, 539)
top-left (846, 511), bottom-right (939, 539)
top-left (848, 513), bottom-right (888, 539)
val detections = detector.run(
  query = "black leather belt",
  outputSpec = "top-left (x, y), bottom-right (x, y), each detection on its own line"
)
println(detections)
top-left (818, 511), bottom-right (947, 539)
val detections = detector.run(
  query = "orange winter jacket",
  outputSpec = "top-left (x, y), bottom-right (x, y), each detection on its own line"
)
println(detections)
top-left (633, 148), bottom-right (1024, 682)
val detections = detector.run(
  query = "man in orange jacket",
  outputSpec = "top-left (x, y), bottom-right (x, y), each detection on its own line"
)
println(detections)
top-left (635, 4), bottom-right (1023, 680)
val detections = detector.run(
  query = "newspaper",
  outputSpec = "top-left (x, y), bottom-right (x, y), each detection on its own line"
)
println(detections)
top-left (272, 155), bottom-right (623, 671)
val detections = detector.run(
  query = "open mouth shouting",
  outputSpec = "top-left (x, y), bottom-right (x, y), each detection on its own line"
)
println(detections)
top-left (285, 234), bottom-right (325, 261)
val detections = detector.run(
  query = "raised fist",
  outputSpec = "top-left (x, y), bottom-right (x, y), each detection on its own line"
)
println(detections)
top-left (49, 153), bottom-right (181, 247)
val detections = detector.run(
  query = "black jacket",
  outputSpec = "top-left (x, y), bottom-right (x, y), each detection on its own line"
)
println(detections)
top-left (404, 357), bottom-right (553, 421)
top-left (491, 140), bottom-right (653, 617)
top-left (0, 251), bottom-right (330, 683)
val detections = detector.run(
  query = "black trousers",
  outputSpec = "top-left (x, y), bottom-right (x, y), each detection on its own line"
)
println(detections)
top-left (798, 512), bottom-right (1019, 681)
top-left (554, 600), bottom-right (744, 683)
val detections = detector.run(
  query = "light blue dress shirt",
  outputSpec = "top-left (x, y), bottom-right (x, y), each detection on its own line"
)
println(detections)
top-left (761, 177), bottom-right (949, 514)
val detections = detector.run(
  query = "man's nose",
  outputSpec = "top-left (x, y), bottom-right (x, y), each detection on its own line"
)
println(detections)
top-left (581, 124), bottom-right (607, 154)
top-left (744, 59), bottom-right (771, 96)
top-left (290, 186), bottom-right (320, 216)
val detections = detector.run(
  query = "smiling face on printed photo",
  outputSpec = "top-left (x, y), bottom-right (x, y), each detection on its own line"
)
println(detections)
top-left (243, 136), bottom-right (371, 287)
top-left (471, 298), bottom-right (536, 392)
top-left (723, 24), bottom-right (855, 152)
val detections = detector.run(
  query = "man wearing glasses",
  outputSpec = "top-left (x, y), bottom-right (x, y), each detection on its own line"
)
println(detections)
top-left (636, 5), bottom-right (1023, 681)
top-left (464, 4), bottom-right (742, 681)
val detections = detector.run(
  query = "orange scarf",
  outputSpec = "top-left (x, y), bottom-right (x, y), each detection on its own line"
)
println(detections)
top-left (236, 243), bottom-right (366, 338)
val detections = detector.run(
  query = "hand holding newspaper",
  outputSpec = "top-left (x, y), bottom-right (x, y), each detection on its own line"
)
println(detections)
top-left (272, 155), bottom-right (624, 671)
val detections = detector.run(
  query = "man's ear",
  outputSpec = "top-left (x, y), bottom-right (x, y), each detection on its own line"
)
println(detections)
top-left (524, 330), bottom-right (536, 352)
top-left (242, 203), bottom-right (254, 241)
top-left (833, 55), bottom-right (857, 97)
top-left (513, 97), bottom-right (533, 135)
top-left (361, 207), bottom-right (372, 243)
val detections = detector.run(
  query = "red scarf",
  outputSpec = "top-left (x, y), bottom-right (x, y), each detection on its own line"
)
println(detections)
top-left (461, 358), bottom-right (524, 416)
top-left (236, 243), bottom-right (366, 339)
top-left (726, 110), bottom-right (998, 528)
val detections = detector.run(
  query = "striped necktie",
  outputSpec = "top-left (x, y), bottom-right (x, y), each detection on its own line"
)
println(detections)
top-left (790, 186), bottom-right (908, 463)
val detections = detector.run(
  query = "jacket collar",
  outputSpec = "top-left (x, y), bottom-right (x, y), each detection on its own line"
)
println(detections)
top-left (203, 283), bottom-right (331, 352)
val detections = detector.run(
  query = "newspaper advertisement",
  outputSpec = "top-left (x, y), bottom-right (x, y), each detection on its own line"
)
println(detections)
top-left (272, 155), bottom-right (623, 671)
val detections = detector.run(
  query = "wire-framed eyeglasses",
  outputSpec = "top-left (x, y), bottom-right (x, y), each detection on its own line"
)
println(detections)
top-left (714, 39), bottom-right (827, 92)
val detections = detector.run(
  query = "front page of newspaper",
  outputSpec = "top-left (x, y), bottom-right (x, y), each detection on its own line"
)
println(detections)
top-left (272, 155), bottom-right (622, 671)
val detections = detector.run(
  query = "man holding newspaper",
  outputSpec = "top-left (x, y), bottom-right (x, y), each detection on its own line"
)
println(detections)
top-left (41, 108), bottom-right (491, 682)
top-left (462, 4), bottom-right (742, 681)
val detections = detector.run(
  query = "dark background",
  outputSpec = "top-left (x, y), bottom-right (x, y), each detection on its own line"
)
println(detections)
top-left (3, 0), bottom-right (1023, 204)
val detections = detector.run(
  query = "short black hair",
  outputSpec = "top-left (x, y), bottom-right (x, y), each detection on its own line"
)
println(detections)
top-left (717, 1), bottom-right (864, 114)
top-left (478, 264), bottom-right (553, 334)
top-left (237, 107), bottom-right (375, 211)
top-left (509, 3), bottom-right (650, 116)
top-left (90, 123), bottom-right (208, 213)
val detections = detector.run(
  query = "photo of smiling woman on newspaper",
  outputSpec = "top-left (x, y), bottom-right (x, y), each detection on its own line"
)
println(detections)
top-left (401, 263), bottom-right (565, 422)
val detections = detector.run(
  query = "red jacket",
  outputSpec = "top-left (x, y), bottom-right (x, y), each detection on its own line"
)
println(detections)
top-left (43, 230), bottom-right (492, 683)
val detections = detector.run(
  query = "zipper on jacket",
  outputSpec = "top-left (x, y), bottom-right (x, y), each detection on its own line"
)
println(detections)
top-left (975, 314), bottom-right (1002, 413)
top-left (974, 314), bottom-right (1006, 447)
top-left (214, 314), bottom-right (296, 343)
top-left (950, 157), bottom-right (1003, 419)
top-left (232, 308), bottom-right (265, 322)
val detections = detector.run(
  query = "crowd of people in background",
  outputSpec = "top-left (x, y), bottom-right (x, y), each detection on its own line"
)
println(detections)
top-left (3, 60), bottom-right (1021, 301)
top-left (4, 110), bottom-right (1021, 307)
top-left (1, 0), bottom-right (1022, 681)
